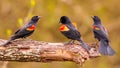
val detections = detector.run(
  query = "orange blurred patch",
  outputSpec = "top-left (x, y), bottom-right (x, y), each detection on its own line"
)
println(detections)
top-left (93, 26), bottom-right (100, 30)
top-left (59, 25), bottom-right (69, 31)
top-left (26, 25), bottom-right (36, 31)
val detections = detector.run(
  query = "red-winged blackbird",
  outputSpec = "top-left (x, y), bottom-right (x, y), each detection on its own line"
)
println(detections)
top-left (2, 16), bottom-right (40, 46)
top-left (59, 16), bottom-right (91, 51)
top-left (92, 16), bottom-right (115, 56)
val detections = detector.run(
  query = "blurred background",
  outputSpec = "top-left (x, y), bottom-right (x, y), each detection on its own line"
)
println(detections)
top-left (0, 0), bottom-right (120, 68)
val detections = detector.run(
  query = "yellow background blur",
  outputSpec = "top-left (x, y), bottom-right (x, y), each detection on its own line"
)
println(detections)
top-left (0, 0), bottom-right (120, 68)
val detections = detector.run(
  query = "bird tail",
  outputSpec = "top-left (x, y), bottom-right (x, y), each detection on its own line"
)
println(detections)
top-left (78, 39), bottom-right (91, 51)
top-left (99, 40), bottom-right (115, 56)
top-left (1, 36), bottom-right (15, 46)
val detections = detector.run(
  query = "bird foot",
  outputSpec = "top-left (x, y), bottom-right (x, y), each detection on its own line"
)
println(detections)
top-left (64, 42), bottom-right (75, 45)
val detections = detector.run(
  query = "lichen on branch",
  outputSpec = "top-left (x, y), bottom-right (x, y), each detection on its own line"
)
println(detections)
top-left (0, 39), bottom-right (100, 65)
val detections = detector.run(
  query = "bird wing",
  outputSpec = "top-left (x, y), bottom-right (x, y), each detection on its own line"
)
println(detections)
top-left (14, 23), bottom-right (31, 34)
top-left (93, 25), bottom-right (109, 41)
top-left (13, 24), bottom-right (35, 36)
top-left (72, 22), bottom-right (77, 29)
top-left (101, 25), bottom-right (109, 36)
top-left (66, 24), bottom-right (81, 40)
top-left (14, 29), bottom-right (21, 34)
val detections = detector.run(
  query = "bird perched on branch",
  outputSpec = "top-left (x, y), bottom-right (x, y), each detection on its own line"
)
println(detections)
top-left (2, 16), bottom-right (40, 46)
top-left (92, 16), bottom-right (115, 56)
top-left (59, 16), bottom-right (91, 51)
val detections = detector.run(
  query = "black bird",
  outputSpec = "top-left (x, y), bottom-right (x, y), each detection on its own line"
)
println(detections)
top-left (59, 16), bottom-right (91, 51)
top-left (2, 16), bottom-right (40, 46)
top-left (92, 16), bottom-right (115, 56)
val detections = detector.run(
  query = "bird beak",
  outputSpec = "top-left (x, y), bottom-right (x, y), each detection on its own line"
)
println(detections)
top-left (59, 21), bottom-right (61, 23)
top-left (59, 19), bottom-right (61, 24)
top-left (38, 16), bottom-right (41, 18)
top-left (91, 16), bottom-right (95, 18)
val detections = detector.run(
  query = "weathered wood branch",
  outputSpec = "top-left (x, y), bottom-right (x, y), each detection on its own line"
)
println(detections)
top-left (0, 39), bottom-right (100, 65)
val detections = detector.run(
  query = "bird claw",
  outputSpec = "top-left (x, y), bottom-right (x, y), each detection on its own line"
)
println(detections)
top-left (64, 42), bottom-right (74, 45)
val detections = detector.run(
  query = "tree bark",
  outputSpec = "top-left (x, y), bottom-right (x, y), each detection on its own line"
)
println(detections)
top-left (0, 39), bottom-right (100, 65)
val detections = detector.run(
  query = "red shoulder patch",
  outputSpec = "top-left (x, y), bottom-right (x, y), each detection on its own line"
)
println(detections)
top-left (59, 25), bottom-right (69, 31)
top-left (59, 25), bottom-right (65, 31)
top-left (93, 25), bottom-right (100, 30)
top-left (26, 25), bottom-right (36, 31)
top-left (93, 25), bottom-right (97, 29)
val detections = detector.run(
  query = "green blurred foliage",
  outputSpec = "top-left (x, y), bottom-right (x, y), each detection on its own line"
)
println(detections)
top-left (0, 0), bottom-right (120, 68)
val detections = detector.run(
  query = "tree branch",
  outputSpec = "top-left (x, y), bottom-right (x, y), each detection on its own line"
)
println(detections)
top-left (0, 39), bottom-right (100, 65)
